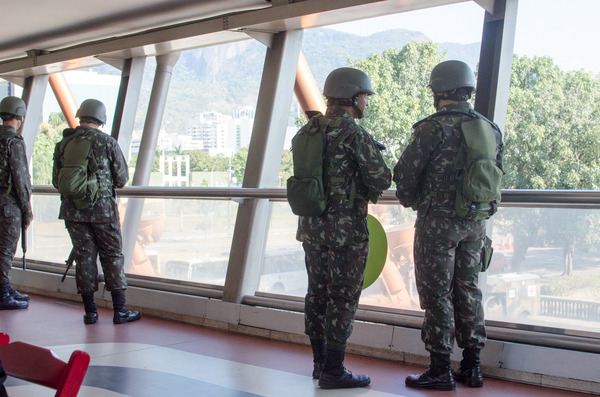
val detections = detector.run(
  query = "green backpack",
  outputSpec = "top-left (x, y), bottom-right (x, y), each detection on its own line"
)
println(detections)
top-left (454, 116), bottom-right (504, 220)
top-left (287, 115), bottom-right (350, 216)
top-left (57, 131), bottom-right (100, 210)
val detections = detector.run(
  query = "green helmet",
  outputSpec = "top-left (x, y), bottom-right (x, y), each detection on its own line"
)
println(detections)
top-left (323, 67), bottom-right (375, 99)
top-left (0, 96), bottom-right (26, 117)
top-left (76, 99), bottom-right (107, 124)
top-left (428, 60), bottom-right (476, 93)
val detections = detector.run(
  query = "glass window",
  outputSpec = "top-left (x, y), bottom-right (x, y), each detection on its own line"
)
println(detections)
top-left (33, 67), bottom-right (121, 185)
top-left (506, 0), bottom-right (600, 190)
top-left (27, 194), bottom-right (238, 287)
top-left (141, 42), bottom-right (266, 187)
top-left (262, 202), bottom-right (600, 336)
top-left (124, 197), bottom-right (237, 285)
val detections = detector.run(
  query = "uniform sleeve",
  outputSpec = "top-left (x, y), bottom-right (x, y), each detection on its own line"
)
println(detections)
top-left (108, 139), bottom-right (129, 188)
top-left (348, 128), bottom-right (392, 193)
top-left (393, 121), bottom-right (442, 208)
top-left (8, 138), bottom-right (32, 213)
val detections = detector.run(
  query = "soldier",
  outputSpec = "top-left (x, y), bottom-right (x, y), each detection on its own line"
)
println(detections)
top-left (52, 99), bottom-right (140, 325)
top-left (0, 96), bottom-right (32, 310)
top-left (296, 67), bottom-right (391, 389)
top-left (394, 60), bottom-right (504, 390)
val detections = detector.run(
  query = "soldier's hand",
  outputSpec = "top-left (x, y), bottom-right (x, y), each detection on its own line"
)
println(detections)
top-left (23, 210), bottom-right (33, 228)
top-left (369, 190), bottom-right (381, 204)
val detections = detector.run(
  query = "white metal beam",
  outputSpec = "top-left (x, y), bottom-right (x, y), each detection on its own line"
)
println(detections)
top-left (223, 29), bottom-right (304, 303)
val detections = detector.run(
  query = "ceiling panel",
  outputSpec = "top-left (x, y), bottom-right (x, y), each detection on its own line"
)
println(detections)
top-left (0, 0), bottom-right (473, 78)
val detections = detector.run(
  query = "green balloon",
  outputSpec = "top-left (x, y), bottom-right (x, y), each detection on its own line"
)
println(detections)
top-left (363, 214), bottom-right (388, 289)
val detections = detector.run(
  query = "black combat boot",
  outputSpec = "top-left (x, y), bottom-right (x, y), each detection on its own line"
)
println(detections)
top-left (8, 285), bottom-right (29, 301)
top-left (111, 289), bottom-right (141, 324)
top-left (310, 338), bottom-right (327, 379)
top-left (454, 348), bottom-right (483, 387)
top-left (405, 352), bottom-right (455, 391)
top-left (82, 293), bottom-right (98, 324)
top-left (318, 346), bottom-right (371, 389)
top-left (0, 284), bottom-right (28, 310)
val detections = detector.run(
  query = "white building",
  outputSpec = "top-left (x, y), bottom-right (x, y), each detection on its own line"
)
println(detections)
top-left (186, 108), bottom-right (254, 156)
top-left (130, 129), bottom-right (172, 157)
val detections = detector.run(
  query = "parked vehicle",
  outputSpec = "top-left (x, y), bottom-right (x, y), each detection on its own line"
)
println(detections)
top-left (483, 272), bottom-right (541, 320)
top-left (163, 249), bottom-right (307, 293)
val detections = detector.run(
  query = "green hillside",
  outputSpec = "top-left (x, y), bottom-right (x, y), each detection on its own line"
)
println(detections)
top-left (91, 27), bottom-right (480, 134)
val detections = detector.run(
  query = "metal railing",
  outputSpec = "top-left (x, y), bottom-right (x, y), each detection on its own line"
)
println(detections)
top-left (30, 185), bottom-right (600, 353)
top-left (33, 185), bottom-right (600, 208)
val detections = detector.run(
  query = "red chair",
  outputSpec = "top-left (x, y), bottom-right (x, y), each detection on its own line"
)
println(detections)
top-left (0, 332), bottom-right (90, 397)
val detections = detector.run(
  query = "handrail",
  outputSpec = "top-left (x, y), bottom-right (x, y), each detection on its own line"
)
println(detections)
top-left (32, 185), bottom-right (600, 207)
top-left (28, 184), bottom-right (600, 352)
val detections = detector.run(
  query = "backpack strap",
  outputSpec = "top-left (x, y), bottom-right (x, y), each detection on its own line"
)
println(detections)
top-left (326, 129), bottom-right (360, 208)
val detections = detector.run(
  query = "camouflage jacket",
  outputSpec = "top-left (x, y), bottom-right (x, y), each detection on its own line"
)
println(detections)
top-left (0, 125), bottom-right (32, 213)
top-left (393, 101), bottom-right (504, 219)
top-left (52, 126), bottom-right (129, 222)
top-left (296, 107), bottom-right (391, 246)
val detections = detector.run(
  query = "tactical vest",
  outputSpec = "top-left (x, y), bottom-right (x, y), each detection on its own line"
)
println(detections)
top-left (414, 114), bottom-right (464, 202)
top-left (416, 108), bottom-right (502, 216)
top-left (323, 119), bottom-right (366, 209)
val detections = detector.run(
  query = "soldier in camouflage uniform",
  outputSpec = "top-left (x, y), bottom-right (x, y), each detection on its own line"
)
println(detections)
top-left (52, 99), bottom-right (140, 325)
top-left (296, 68), bottom-right (391, 389)
top-left (394, 60), bottom-right (504, 390)
top-left (0, 96), bottom-right (33, 310)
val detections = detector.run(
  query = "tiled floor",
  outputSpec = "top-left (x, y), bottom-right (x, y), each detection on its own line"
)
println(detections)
top-left (0, 294), bottom-right (590, 396)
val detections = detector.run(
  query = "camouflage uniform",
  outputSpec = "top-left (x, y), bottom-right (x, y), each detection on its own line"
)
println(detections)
top-left (297, 107), bottom-right (391, 347)
top-left (52, 126), bottom-right (129, 294)
top-left (393, 101), bottom-right (503, 355)
top-left (0, 125), bottom-right (32, 288)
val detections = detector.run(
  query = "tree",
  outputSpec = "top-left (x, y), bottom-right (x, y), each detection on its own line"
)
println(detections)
top-left (186, 150), bottom-right (214, 171)
top-left (32, 112), bottom-right (67, 184)
top-left (503, 55), bottom-right (600, 275)
top-left (230, 148), bottom-right (248, 186)
top-left (279, 149), bottom-right (293, 188)
top-left (351, 41), bottom-right (444, 168)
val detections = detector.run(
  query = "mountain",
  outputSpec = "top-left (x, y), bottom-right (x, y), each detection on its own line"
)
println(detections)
top-left (90, 28), bottom-right (481, 132)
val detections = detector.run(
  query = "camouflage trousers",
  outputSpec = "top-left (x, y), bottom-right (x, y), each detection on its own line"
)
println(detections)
top-left (0, 204), bottom-right (21, 287)
top-left (413, 214), bottom-right (487, 355)
top-left (65, 220), bottom-right (127, 294)
top-left (303, 240), bottom-right (368, 347)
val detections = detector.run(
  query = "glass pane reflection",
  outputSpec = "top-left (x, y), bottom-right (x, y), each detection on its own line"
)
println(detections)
top-left (28, 195), bottom-right (237, 286)
top-left (263, 202), bottom-right (600, 335)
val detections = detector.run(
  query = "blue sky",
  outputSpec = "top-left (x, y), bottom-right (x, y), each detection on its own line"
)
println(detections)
top-left (330, 0), bottom-right (600, 74)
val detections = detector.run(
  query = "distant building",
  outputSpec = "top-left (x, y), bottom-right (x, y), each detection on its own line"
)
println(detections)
top-left (186, 107), bottom-right (254, 156)
top-left (187, 111), bottom-right (230, 155)
top-left (130, 129), bottom-right (172, 157)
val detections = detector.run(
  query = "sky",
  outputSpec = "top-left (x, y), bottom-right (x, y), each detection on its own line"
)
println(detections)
top-left (329, 0), bottom-right (600, 74)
